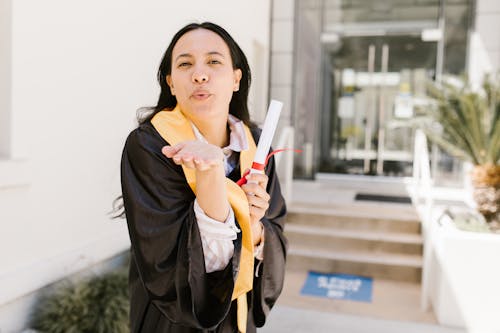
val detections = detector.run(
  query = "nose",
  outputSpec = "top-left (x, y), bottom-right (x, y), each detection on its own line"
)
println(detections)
top-left (192, 71), bottom-right (208, 84)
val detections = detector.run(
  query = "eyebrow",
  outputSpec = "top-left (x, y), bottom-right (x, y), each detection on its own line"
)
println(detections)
top-left (174, 51), bottom-right (225, 62)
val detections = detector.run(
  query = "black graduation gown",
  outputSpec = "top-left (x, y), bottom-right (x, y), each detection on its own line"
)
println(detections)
top-left (120, 121), bottom-right (288, 333)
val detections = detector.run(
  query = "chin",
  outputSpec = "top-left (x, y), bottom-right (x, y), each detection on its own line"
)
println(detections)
top-left (191, 103), bottom-right (214, 115)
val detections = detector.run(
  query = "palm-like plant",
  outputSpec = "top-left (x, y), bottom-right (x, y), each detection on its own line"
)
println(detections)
top-left (418, 75), bottom-right (500, 226)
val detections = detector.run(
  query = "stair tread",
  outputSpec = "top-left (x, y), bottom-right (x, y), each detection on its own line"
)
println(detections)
top-left (289, 202), bottom-right (420, 222)
top-left (285, 224), bottom-right (423, 244)
top-left (288, 245), bottom-right (423, 268)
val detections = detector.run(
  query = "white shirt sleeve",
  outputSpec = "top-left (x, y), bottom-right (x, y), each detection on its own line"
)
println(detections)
top-left (194, 199), bottom-right (240, 273)
top-left (253, 223), bottom-right (265, 277)
top-left (253, 222), bottom-right (265, 261)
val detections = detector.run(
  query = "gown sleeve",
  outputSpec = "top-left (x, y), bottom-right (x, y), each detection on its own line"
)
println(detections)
top-left (120, 123), bottom-right (236, 329)
top-left (249, 131), bottom-right (288, 327)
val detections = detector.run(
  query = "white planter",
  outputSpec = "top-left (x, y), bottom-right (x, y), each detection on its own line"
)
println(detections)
top-left (429, 212), bottom-right (500, 333)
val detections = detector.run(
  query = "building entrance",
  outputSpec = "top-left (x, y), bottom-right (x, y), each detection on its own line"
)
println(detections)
top-left (319, 34), bottom-right (437, 176)
top-left (291, 0), bottom-right (472, 180)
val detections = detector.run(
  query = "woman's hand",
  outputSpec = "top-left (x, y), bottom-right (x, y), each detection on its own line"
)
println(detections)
top-left (241, 171), bottom-right (270, 246)
top-left (162, 141), bottom-right (229, 222)
top-left (162, 141), bottom-right (224, 171)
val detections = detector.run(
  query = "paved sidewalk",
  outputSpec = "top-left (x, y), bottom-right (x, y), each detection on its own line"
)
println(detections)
top-left (259, 305), bottom-right (466, 333)
top-left (279, 270), bottom-right (437, 324)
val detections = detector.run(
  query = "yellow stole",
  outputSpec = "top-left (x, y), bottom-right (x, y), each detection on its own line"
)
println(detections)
top-left (151, 105), bottom-right (255, 333)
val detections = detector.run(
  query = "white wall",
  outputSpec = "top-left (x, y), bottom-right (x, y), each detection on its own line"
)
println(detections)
top-left (475, 0), bottom-right (500, 71)
top-left (269, 0), bottom-right (294, 127)
top-left (467, 0), bottom-right (500, 91)
top-left (0, 0), bottom-right (270, 328)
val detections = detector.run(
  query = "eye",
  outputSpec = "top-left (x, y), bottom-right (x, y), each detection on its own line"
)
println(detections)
top-left (178, 62), bottom-right (191, 68)
top-left (208, 59), bottom-right (222, 65)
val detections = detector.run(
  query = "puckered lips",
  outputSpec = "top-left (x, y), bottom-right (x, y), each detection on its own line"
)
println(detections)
top-left (191, 89), bottom-right (212, 101)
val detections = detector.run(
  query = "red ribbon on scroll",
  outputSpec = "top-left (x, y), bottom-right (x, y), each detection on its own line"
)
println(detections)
top-left (236, 148), bottom-right (302, 186)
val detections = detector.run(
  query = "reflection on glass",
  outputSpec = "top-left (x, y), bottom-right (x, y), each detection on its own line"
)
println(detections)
top-left (320, 35), bottom-right (436, 176)
top-left (292, 0), bottom-right (472, 184)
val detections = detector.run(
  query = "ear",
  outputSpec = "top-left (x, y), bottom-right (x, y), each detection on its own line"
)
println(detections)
top-left (166, 75), bottom-right (175, 95)
top-left (233, 69), bottom-right (242, 92)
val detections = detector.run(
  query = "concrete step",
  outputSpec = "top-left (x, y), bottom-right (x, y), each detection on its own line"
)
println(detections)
top-left (286, 224), bottom-right (423, 255)
top-left (287, 246), bottom-right (422, 283)
top-left (289, 201), bottom-right (419, 221)
top-left (286, 199), bottom-right (423, 282)
top-left (287, 210), bottom-right (421, 234)
top-left (286, 224), bottom-right (423, 244)
top-left (288, 246), bottom-right (422, 268)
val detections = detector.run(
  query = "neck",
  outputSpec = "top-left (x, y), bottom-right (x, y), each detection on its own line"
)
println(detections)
top-left (194, 117), bottom-right (229, 147)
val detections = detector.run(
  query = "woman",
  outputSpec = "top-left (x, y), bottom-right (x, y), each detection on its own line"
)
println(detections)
top-left (120, 22), bottom-right (287, 333)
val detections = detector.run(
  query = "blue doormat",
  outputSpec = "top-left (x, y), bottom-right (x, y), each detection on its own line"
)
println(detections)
top-left (300, 271), bottom-right (373, 303)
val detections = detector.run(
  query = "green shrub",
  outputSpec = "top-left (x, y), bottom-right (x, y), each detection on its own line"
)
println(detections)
top-left (31, 270), bottom-right (129, 333)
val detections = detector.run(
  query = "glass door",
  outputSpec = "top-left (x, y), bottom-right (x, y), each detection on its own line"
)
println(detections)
top-left (319, 35), bottom-right (437, 176)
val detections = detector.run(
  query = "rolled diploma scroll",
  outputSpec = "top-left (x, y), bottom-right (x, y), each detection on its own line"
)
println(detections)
top-left (250, 100), bottom-right (283, 176)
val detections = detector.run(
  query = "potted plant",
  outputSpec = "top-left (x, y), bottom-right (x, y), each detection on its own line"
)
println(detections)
top-left (418, 75), bottom-right (500, 230)
top-left (416, 75), bottom-right (500, 332)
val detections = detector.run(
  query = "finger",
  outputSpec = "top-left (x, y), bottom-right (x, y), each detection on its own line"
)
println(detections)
top-left (241, 183), bottom-right (257, 196)
top-left (247, 194), bottom-right (270, 210)
top-left (242, 183), bottom-right (270, 202)
top-left (244, 185), bottom-right (271, 201)
top-left (192, 154), bottom-right (222, 170)
top-left (180, 153), bottom-right (194, 162)
top-left (241, 184), bottom-right (261, 199)
top-left (193, 159), bottom-right (212, 171)
top-left (161, 145), bottom-right (176, 157)
top-left (248, 203), bottom-right (268, 220)
top-left (246, 173), bottom-right (269, 188)
top-left (249, 206), bottom-right (266, 221)
top-left (183, 160), bottom-right (197, 169)
top-left (177, 154), bottom-right (197, 169)
top-left (171, 152), bottom-right (191, 165)
top-left (162, 143), bottom-right (185, 158)
top-left (246, 187), bottom-right (270, 206)
top-left (172, 155), bottom-right (182, 165)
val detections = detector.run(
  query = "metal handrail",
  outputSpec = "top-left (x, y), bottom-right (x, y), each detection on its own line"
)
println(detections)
top-left (412, 129), bottom-right (433, 215)
top-left (412, 129), bottom-right (435, 312)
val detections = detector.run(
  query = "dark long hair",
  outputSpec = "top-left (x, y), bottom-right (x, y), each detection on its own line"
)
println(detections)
top-left (138, 22), bottom-right (253, 127)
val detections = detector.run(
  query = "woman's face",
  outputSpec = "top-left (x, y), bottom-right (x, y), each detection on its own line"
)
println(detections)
top-left (167, 28), bottom-right (242, 124)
